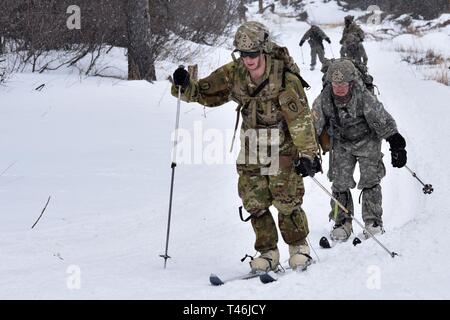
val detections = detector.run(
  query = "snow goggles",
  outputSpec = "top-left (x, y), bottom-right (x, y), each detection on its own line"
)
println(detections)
top-left (239, 51), bottom-right (260, 59)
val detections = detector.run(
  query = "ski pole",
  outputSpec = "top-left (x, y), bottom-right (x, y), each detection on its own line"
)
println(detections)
top-left (300, 46), bottom-right (305, 64)
top-left (404, 165), bottom-right (434, 194)
top-left (309, 176), bottom-right (398, 258)
top-left (328, 43), bottom-right (335, 59)
top-left (160, 80), bottom-right (183, 269)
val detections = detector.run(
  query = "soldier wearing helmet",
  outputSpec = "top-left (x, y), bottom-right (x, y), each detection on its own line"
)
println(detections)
top-left (340, 15), bottom-right (368, 69)
top-left (299, 25), bottom-right (331, 71)
top-left (171, 21), bottom-right (321, 273)
top-left (311, 59), bottom-right (407, 241)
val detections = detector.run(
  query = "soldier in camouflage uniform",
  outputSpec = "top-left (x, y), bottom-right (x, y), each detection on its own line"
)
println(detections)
top-left (171, 21), bottom-right (321, 272)
top-left (237, 0), bottom-right (248, 23)
top-left (311, 59), bottom-right (407, 240)
top-left (299, 25), bottom-right (331, 71)
top-left (341, 34), bottom-right (368, 66)
top-left (340, 15), bottom-right (368, 66)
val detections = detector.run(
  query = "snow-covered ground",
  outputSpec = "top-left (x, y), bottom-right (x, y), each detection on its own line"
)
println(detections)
top-left (0, 1), bottom-right (449, 299)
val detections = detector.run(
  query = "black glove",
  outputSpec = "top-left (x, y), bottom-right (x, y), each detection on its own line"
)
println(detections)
top-left (325, 37), bottom-right (331, 44)
top-left (173, 66), bottom-right (190, 89)
top-left (295, 156), bottom-right (322, 177)
top-left (390, 149), bottom-right (407, 168)
top-left (299, 40), bottom-right (304, 47)
top-left (386, 133), bottom-right (407, 168)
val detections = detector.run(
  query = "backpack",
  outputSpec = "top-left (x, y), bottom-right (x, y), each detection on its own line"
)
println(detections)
top-left (267, 41), bottom-right (311, 90)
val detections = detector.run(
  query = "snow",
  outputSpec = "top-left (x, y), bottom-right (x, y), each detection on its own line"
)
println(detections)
top-left (1, 1), bottom-right (449, 299)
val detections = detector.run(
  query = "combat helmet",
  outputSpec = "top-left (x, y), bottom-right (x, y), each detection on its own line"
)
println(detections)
top-left (325, 59), bottom-right (358, 83)
top-left (233, 21), bottom-right (269, 53)
top-left (344, 15), bottom-right (354, 27)
top-left (344, 15), bottom-right (354, 23)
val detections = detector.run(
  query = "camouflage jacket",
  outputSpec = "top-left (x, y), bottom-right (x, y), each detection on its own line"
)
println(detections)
top-left (312, 83), bottom-right (397, 149)
top-left (171, 55), bottom-right (318, 158)
top-left (300, 27), bottom-right (329, 47)
top-left (340, 22), bottom-right (365, 44)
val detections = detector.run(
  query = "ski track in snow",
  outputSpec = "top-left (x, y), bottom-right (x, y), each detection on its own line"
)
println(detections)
top-left (0, 2), bottom-right (449, 299)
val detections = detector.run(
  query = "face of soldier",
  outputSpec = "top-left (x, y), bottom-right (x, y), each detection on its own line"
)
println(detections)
top-left (332, 82), bottom-right (350, 97)
top-left (241, 52), bottom-right (264, 72)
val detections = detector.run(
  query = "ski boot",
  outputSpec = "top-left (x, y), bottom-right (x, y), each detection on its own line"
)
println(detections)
top-left (363, 221), bottom-right (385, 239)
top-left (330, 220), bottom-right (353, 241)
top-left (288, 240), bottom-right (312, 271)
top-left (250, 248), bottom-right (279, 273)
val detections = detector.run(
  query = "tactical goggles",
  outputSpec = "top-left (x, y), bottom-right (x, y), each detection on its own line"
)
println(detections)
top-left (239, 51), bottom-right (260, 59)
top-left (331, 82), bottom-right (350, 88)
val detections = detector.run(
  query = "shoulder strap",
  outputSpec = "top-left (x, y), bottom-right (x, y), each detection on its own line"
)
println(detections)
top-left (283, 68), bottom-right (311, 90)
top-left (250, 78), bottom-right (270, 97)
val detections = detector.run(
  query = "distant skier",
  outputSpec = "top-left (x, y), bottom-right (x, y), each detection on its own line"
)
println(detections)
top-left (312, 59), bottom-right (407, 241)
top-left (171, 22), bottom-right (321, 273)
top-left (237, 0), bottom-right (248, 23)
top-left (340, 15), bottom-right (367, 65)
top-left (299, 25), bottom-right (331, 71)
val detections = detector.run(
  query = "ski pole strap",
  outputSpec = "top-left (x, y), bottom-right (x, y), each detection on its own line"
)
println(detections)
top-left (239, 206), bottom-right (252, 222)
top-left (229, 105), bottom-right (242, 153)
top-left (240, 254), bottom-right (254, 262)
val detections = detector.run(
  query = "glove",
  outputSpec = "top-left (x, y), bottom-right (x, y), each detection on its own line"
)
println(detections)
top-left (386, 132), bottom-right (406, 149)
top-left (386, 133), bottom-right (407, 168)
top-left (325, 38), bottom-right (331, 44)
top-left (390, 149), bottom-right (407, 168)
top-left (299, 40), bottom-right (304, 47)
top-left (173, 66), bottom-right (190, 89)
top-left (295, 156), bottom-right (322, 177)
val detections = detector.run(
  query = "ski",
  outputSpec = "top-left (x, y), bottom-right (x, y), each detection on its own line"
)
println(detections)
top-left (209, 271), bottom-right (265, 286)
top-left (259, 262), bottom-right (314, 284)
top-left (259, 270), bottom-right (279, 284)
top-left (319, 235), bottom-right (350, 249)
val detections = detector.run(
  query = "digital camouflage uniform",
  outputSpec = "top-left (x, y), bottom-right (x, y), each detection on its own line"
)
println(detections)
top-left (312, 60), bottom-right (398, 228)
top-left (171, 25), bottom-right (318, 256)
top-left (340, 16), bottom-right (367, 65)
top-left (300, 25), bottom-right (330, 69)
top-left (341, 34), bottom-right (368, 66)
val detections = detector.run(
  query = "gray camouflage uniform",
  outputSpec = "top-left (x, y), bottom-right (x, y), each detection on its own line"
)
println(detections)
top-left (300, 26), bottom-right (330, 69)
top-left (312, 61), bottom-right (398, 226)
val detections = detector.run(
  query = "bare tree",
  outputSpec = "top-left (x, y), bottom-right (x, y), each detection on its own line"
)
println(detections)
top-left (0, 0), bottom-right (240, 81)
top-left (127, 0), bottom-right (155, 81)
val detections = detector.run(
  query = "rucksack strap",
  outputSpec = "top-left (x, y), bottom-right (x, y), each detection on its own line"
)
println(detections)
top-left (283, 68), bottom-right (311, 90)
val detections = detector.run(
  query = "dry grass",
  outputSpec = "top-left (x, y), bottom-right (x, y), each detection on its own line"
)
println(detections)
top-left (427, 65), bottom-right (449, 86)
top-left (394, 45), bottom-right (422, 54)
top-left (404, 25), bottom-right (424, 36)
top-left (394, 45), bottom-right (449, 86)
top-left (321, 22), bottom-right (345, 29)
top-left (396, 46), bottom-right (448, 66)
top-left (425, 49), bottom-right (446, 65)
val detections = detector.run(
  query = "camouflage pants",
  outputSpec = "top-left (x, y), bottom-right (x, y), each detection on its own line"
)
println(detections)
top-left (310, 45), bottom-right (326, 67)
top-left (328, 139), bottom-right (386, 226)
top-left (237, 158), bottom-right (310, 253)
